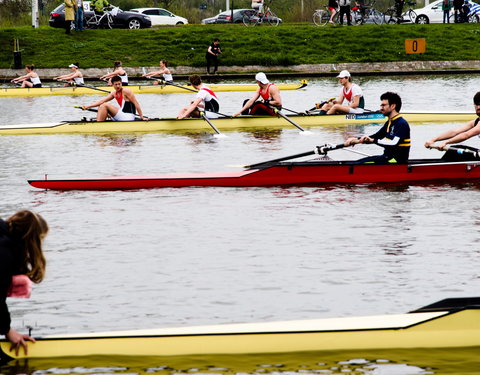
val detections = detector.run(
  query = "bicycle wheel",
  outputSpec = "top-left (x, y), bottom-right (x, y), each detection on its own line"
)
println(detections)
top-left (408, 9), bottom-right (417, 23)
top-left (267, 10), bottom-right (280, 26)
top-left (313, 9), bottom-right (330, 26)
top-left (384, 9), bottom-right (397, 23)
top-left (243, 10), bottom-right (258, 26)
top-left (106, 13), bottom-right (113, 28)
top-left (351, 9), bottom-right (363, 25)
top-left (85, 15), bottom-right (98, 29)
top-left (371, 9), bottom-right (385, 24)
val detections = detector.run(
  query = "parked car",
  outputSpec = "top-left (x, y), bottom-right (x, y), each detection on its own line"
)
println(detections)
top-left (129, 8), bottom-right (188, 25)
top-left (412, 0), bottom-right (479, 23)
top-left (49, 2), bottom-right (151, 29)
top-left (201, 8), bottom-right (282, 24)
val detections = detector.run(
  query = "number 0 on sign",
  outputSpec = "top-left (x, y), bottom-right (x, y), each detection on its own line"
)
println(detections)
top-left (405, 38), bottom-right (426, 54)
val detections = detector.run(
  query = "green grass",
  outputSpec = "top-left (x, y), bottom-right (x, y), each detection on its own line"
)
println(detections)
top-left (1, 23), bottom-right (479, 70)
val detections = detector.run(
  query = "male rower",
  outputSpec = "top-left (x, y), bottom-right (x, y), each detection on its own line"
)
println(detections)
top-left (233, 72), bottom-right (282, 117)
top-left (424, 91), bottom-right (480, 161)
top-left (177, 75), bottom-right (220, 119)
top-left (316, 70), bottom-right (365, 115)
top-left (344, 92), bottom-right (410, 164)
top-left (82, 75), bottom-right (147, 121)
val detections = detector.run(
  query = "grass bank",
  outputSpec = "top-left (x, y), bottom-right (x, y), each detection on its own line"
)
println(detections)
top-left (1, 23), bottom-right (479, 70)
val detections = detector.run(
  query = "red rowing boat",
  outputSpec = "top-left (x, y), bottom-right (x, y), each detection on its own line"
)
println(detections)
top-left (28, 144), bottom-right (480, 190)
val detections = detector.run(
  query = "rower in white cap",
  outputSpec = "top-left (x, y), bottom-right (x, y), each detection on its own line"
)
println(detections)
top-left (233, 72), bottom-right (282, 117)
top-left (316, 70), bottom-right (365, 115)
top-left (53, 63), bottom-right (84, 87)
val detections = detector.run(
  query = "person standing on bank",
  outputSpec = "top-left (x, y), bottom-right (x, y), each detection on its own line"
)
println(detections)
top-left (338, 0), bottom-right (352, 25)
top-left (75, 0), bottom-right (84, 31)
top-left (442, 0), bottom-right (452, 22)
top-left (206, 38), bottom-right (222, 75)
top-left (344, 92), bottom-right (410, 164)
top-left (64, 0), bottom-right (76, 34)
top-left (1, 210), bottom-right (48, 356)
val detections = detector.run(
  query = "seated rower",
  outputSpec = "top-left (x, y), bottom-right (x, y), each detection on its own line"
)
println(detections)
top-left (82, 75), bottom-right (147, 122)
top-left (142, 60), bottom-right (173, 84)
top-left (177, 75), bottom-right (220, 119)
top-left (233, 72), bottom-right (282, 117)
top-left (53, 63), bottom-right (84, 87)
top-left (344, 92), bottom-right (410, 164)
top-left (424, 91), bottom-right (480, 161)
top-left (11, 65), bottom-right (42, 88)
top-left (317, 70), bottom-right (365, 115)
top-left (100, 60), bottom-right (128, 86)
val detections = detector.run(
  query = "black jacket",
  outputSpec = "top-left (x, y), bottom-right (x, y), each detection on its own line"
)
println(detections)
top-left (0, 219), bottom-right (21, 335)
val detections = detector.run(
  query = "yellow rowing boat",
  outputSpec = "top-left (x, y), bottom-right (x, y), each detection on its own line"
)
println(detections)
top-left (0, 80), bottom-right (308, 97)
top-left (0, 112), bottom-right (474, 136)
top-left (0, 297), bottom-right (478, 360)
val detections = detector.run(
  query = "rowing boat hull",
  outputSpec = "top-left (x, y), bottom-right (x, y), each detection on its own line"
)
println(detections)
top-left (1, 112), bottom-right (474, 135)
top-left (0, 299), bottom-right (479, 360)
top-left (0, 81), bottom-right (307, 97)
top-left (28, 159), bottom-right (480, 190)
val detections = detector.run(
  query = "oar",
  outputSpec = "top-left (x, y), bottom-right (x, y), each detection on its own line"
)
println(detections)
top-left (306, 97), bottom-right (336, 113)
top-left (245, 147), bottom-right (324, 169)
top-left (149, 77), bottom-right (198, 93)
top-left (271, 107), bottom-right (311, 134)
top-left (200, 112), bottom-right (226, 138)
top-left (59, 80), bottom-right (110, 93)
top-left (281, 106), bottom-right (308, 116)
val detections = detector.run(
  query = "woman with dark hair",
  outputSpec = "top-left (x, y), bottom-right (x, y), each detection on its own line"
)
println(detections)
top-left (0, 210), bottom-right (48, 356)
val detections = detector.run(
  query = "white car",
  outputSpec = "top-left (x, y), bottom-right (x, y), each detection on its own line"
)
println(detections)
top-left (413, 0), bottom-right (479, 23)
top-left (129, 8), bottom-right (188, 25)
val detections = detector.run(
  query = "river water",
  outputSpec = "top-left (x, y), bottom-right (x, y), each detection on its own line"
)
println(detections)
top-left (0, 74), bottom-right (480, 374)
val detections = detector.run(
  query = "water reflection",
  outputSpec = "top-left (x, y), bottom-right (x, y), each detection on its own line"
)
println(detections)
top-left (3, 347), bottom-right (480, 375)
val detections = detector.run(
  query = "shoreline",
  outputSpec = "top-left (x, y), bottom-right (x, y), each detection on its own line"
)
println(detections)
top-left (1, 60), bottom-right (480, 81)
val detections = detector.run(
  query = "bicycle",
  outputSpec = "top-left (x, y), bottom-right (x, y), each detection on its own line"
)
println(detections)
top-left (312, 4), bottom-right (379, 26)
top-left (243, 1), bottom-right (280, 26)
top-left (351, 0), bottom-right (385, 24)
top-left (85, 6), bottom-right (117, 29)
top-left (384, 1), bottom-right (416, 24)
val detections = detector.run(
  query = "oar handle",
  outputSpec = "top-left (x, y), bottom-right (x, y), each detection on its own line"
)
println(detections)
top-left (428, 145), bottom-right (479, 157)
top-left (74, 105), bottom-right (98, 113)
top-left (317, 143), bottom-right (347, 154)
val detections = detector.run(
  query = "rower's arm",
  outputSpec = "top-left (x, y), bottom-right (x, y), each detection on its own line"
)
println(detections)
top-left (84, 93), bottom-right (114, 109)
top-left (425, 120), bottom-right (476, 147)
top-left (234, 91), bottom-right (260, 116)
top-left (350, 95), bottom-right (361, 109)
top-left (182, 97), bottom-right (202, 118)
top-left (443, 120), bottom-right (480, 145)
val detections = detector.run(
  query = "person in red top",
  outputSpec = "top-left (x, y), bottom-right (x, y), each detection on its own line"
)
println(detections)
top-left (233, 72), bottom-right (282, 116)
top-left (82, 76), bottom-right (147, 122)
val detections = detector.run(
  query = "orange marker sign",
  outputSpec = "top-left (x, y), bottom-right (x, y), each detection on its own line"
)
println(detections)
top-left (405, 38), bottom-right (426, 54)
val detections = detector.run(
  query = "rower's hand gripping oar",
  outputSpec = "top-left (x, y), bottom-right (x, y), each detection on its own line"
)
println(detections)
top-left (200, 112), bottom-right (226, 138)
top-left (426, 144), bottom-right (480, 158)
